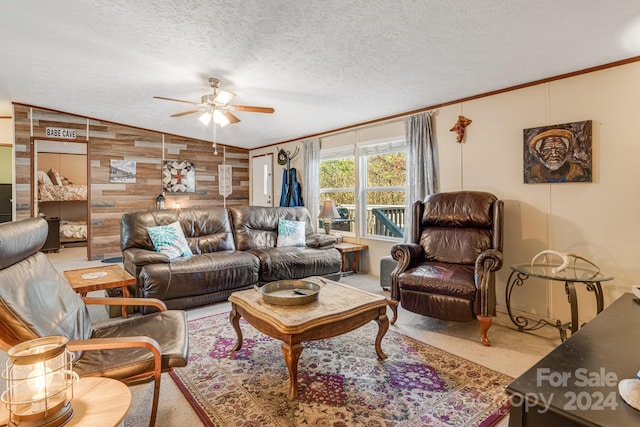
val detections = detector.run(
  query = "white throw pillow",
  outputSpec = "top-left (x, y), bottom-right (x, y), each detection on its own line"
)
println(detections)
top-left (37, 170), bottom-right (54, 185)
top-left (276, 219), bottom-right (306, 247)
top-left (147, 221), bottom-right (193, 260)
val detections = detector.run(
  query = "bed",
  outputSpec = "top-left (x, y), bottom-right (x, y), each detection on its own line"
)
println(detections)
top-left (37, 169), bottom-right (87, 202)
top-left (36, 170), bottom-right (88, 248)
top-left (59, 219), bottom-right (87, 241)
top-left (38, 183), bottom-right (87, 202)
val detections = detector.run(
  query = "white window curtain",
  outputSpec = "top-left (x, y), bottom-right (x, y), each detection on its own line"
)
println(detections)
top-left (404, 112), bottom-right (437, 242)
top-left (303, 138), bottom-right (320, 232)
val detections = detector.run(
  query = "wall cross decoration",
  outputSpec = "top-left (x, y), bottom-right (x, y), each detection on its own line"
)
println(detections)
top-left (450, 115), bottom-right (472, 143)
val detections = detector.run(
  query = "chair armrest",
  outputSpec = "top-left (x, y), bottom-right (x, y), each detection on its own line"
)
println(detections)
top-left (306, 233), bottom-right (336, 248)
top-left (67, 336), bottom-right (162, 380)
top-left (82, 296), bottom-right (167, 312)
top-left (389, 243), bottom-right (424, 300)
top-left (123, 248), bottom-right (169, 266)
top-left (391, 243), bottom-right (424, 271)
top-left (474, 249), bottom-right (503, 317)
top-left (68, 336), bottom-right (160, 354)
top-left (475, 249), bottom-right (503, 275)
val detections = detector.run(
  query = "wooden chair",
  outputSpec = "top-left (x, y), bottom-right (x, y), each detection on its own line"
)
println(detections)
top-left (0, 217), bottom-right (189, 426)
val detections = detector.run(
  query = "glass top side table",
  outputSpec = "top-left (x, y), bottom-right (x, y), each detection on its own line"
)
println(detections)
top-left (506, 263), bottom-right (614, 341)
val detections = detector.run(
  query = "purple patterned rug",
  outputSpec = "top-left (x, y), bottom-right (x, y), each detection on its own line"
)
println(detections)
top-left (170, 312), bottom-right (511, 426)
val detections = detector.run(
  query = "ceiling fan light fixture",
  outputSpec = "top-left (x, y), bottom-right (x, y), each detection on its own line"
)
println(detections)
top-left (214, 90), bottom-right (235, 105)
top-left (199, 111), bottom-right (212, 125)
top-left (213, 109), bottom-right (230, 127)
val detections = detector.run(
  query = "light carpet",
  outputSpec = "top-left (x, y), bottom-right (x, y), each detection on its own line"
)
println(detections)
top-left (170, 312), bottom-right (512, 426)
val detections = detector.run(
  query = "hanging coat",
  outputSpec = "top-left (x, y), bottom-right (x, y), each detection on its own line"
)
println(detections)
top-left (280, 167), bottom-right (304, 207)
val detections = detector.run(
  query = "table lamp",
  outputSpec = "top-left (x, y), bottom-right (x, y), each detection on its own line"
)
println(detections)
top-left (1, 336), bottom-right (78, 426)
top-left (318, 200), bottom-right (341, 234)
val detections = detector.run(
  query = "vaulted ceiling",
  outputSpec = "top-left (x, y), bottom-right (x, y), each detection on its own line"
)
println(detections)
top-left (1, 1), bottom-right (640, 149)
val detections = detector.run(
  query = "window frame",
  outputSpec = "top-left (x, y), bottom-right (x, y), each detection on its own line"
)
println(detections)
top-left (358, 138), bottom-right (407, 241)
top-left (319, 145), bottom-right (356, 236)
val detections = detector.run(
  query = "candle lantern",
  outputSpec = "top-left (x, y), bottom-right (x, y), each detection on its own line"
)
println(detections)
top-left (1, 336), bottom-right (78, 426)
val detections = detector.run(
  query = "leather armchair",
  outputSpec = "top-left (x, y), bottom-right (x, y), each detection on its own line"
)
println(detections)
top-left (389, 191), bottom-right (503, 346)
top-left (0, 218), bottom-right (189, 427)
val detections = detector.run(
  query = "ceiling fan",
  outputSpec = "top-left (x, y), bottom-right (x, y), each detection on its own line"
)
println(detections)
top-left (154, 77), bottom-right (275, 127)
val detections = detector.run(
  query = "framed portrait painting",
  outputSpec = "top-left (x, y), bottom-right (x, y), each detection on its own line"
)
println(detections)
top-left (162, 160), bottom-right (195, 193)
top-left (523, 120), bottom-right (592, 184)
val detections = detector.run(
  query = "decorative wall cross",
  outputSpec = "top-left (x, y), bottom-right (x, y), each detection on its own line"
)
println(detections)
top-left (450, 115), bottom-right (472, 143)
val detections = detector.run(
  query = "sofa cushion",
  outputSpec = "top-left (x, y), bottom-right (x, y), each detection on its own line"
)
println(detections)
top-left (420, 227), bottom-right (491, 265)
top-left (248, 247), bottom-right (342, 282)
top-left (147, 221), bottom-right (193, 260)
top-left (228, 206), bottom-right (314, 251)
top-left (276, 219), bottom-right (306, 247)
top-left (121, 207), bottom-right (235, 254)
top-left (398, 261), bottom-right (476, 300)
top-left (139, 251), bottom-right (259, 311)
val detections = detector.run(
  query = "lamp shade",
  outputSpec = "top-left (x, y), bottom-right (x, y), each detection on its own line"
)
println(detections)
top-left (213, 109), bottom-right (231, 127)
top-left (199, 111), bottom-right (212, 125)
top-left (213, 90), bottom-right (235, 105)
top-left (318, 200), bottom-right (340, 219)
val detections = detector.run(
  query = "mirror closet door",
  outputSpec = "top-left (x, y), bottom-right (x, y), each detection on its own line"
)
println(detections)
top-left (34, 140), bottom-right (88, 257)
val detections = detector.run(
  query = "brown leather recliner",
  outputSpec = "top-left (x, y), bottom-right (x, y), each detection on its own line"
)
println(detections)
top-left (389, 191), bottom-right (503, 346)
top-left (0, 217), bottom-right (189, 426)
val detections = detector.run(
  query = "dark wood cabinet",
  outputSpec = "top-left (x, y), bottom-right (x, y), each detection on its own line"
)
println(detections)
top-left (506, 293), bottom-right (640, 426)
top-left (41, 216), bottom-right (60, 252)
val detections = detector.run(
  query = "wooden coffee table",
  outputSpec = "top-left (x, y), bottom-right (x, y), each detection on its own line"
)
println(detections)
top-left (64, 264), bottom-right (136, 318)
top-left (228, 277), bottom-right (389, 400)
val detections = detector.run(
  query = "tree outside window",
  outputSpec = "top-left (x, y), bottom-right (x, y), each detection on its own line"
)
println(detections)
top-left (319, 149), bottom-right (355, 233)
top-left (360, 141), bottom-right (406, 239)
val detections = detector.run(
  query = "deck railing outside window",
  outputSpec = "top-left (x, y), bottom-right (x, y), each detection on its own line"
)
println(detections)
top-left (324, 205), bottom-right (404, 238)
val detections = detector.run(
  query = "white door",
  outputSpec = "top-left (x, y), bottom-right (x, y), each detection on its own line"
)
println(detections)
top-left (251, 154), bottom-right (273, 206)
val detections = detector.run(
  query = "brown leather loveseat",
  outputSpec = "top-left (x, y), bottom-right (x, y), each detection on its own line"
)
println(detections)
top-left (120, 206), bottom-right (341, 312)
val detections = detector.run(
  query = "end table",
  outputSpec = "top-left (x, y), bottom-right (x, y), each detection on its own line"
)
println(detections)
top-left (64, 265), bottom-right (136, 318)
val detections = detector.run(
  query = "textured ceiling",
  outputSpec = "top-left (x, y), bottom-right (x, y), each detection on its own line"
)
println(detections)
top-left (1, 1), bottom-right (640, 149)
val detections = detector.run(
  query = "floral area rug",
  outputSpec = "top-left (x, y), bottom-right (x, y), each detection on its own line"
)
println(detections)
top-left (170, 312), bottom-right (512, 426)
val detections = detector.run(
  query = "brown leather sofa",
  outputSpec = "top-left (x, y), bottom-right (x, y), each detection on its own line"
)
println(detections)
top-left (120, 206), bottom-right (341, 312)
top-left (389, 191), bottom-right (503, 346)
top-left (228, 206), bottom-right (341, 283)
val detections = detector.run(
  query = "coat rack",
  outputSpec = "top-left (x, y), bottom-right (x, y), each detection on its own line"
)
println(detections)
top-left (277, 147), bottom-right (302, 207)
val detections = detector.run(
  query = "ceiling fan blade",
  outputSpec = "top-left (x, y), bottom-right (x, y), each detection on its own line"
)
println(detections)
top-left (154, 96), bottom-right (199, 105)
top-left (170, 109), bottom-right (201, 117)
top-left (230, 105), bottom-right (275, 114)
top-left (222, 111), bottom-right (241, 124)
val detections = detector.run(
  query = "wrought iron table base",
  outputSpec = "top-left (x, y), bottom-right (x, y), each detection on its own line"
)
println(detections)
top-left (505, 270), bottom-right (604, 341)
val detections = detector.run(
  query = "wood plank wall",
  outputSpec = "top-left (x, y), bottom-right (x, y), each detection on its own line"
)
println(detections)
top-left (13, 104), bottom-right (249, 260)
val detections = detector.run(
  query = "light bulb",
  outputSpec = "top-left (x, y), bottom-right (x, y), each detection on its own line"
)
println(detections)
top-left (26, 363), bottom-right (53, 412)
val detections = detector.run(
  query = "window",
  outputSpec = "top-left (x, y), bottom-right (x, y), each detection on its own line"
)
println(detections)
top-left (359, 140), bottom-right (406, 239)
top-left (319, 146), bottom-right (355, 233)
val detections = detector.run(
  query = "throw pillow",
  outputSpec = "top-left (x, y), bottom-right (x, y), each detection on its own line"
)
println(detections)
top-left (276, 219), bottom-right (306, 247)
top-left (59, 174), bottom-right (73, 186)
top-left (37, 170), bottom-right (54, 185)
top-left (47, 168), bottom-right (63, 186)
top-left (147, 221), bottom-right (193, 260)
